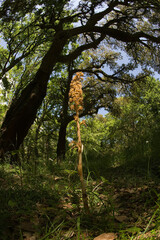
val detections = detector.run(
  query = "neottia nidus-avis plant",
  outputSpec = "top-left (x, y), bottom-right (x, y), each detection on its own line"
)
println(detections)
top-left (69, 72), bottom-right (89, 214)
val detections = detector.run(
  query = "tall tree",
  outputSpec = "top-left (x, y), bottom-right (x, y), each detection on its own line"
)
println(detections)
top-left (0, 0), bottom-right (160, 158)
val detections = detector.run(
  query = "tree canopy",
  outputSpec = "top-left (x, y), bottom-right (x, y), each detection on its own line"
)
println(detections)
top-left (0, 0), bottom-right (160, 157)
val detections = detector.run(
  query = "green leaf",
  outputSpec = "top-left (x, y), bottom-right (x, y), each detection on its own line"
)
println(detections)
top-left (125, 226), bottom-right (142, 234)
top-left (8, 200), bottom-right (17, 208)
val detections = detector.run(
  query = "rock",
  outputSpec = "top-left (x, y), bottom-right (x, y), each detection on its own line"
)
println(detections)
top-left (93, 232), bottom-right (117, 240)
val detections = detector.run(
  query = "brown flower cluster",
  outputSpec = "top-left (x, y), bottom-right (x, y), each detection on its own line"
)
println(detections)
top-left (69, 72), bottom-right (84, 113)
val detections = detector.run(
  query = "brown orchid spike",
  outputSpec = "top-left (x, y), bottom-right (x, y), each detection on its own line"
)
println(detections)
top-left (69, 72), bottom-right (89, 214)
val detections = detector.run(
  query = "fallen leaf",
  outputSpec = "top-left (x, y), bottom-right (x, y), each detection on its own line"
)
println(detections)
top-left (94, 232), bottom-right (117, 240)
top-left (63, 229), bottom-right (75, 238)
top-left (23, 232), bottom-right (36, 240)
top-left (115, 215), bottom-right (128, 222)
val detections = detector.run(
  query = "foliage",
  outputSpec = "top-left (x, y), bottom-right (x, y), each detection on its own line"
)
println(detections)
top-left (110, 77), bottom-right (160, 172)
top-left (68, 77), bottom-right (160, 178)
top-left (1, 0), bottom-right (160, 239)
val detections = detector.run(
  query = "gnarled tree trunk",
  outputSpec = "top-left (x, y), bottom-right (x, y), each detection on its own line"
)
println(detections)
top-left (0, 32), bottom-right (68, 159)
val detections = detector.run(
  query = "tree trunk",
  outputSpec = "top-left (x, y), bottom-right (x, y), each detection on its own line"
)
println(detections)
top-left (0, 69), bottom-right (49, 158)
top-left (0, 31), bottom-right (68, 159)
top-left (56, 121), bottom-right (68, 162)
top-left (56, 64), bottom-right (74, 162)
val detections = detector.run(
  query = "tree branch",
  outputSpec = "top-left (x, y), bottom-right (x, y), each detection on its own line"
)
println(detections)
top-left (72, 68), bottom-right (148, 84)
top-left (57, 34), bottom-right (106, 63)
top-left (92, 26), bottom-right (160, 43)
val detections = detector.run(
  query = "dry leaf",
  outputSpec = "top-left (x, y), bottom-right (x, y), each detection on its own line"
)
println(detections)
top-left (94, 232), bottom-right (117, 240)
top-left (23, 232), bottom-right (36, 240)
top-left (115, 215), bottom-right (128, 222)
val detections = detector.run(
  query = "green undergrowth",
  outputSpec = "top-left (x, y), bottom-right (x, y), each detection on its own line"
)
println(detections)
top-left (1, 161), bottom-right (160, 239)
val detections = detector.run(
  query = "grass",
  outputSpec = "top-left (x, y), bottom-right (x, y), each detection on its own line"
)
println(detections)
top-left (1, 160), bottom-right (160, 239)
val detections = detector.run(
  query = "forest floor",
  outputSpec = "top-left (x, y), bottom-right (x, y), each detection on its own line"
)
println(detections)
top-left (0, 163), bottom-right (160, 240)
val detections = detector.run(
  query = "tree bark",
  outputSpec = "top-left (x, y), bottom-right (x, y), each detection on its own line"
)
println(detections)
top-left (0, 32), bottom-right (68, 159)
top-left (0, 69), bottom-right (49, 157)
top-left (56, 121), bottom-right (68, 162)
top-left (56, 65), bottom-right (73, 162)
